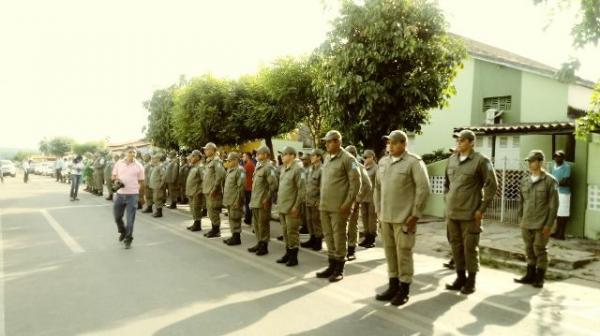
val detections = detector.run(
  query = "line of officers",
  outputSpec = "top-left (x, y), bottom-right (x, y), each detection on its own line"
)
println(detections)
top-left (133, 128), bottom-right (560, 307)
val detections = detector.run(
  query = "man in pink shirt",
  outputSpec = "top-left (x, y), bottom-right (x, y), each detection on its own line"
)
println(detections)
top-left (111, 146), bottom-right (145, 249)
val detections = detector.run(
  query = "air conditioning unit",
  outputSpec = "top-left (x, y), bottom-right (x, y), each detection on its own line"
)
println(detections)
top-left (485, 109), bottom-right (504, 125)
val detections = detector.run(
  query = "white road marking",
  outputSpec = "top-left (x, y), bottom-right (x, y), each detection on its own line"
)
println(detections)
top-left (0, 209), bottom-right (7, 336)
top-left (40, 209), bottom-right (85, 254)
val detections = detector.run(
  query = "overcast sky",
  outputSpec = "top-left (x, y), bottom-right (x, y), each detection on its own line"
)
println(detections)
top-left (0, 0), bottom-right (598, 150)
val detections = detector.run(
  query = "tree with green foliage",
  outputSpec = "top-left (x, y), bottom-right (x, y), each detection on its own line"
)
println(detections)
top-left (12, 151), bottom-right (37, 162)
top-left (144, 86), bottom-right (180, 150)
top-left (48, 137), bottom-right (74, 157)
top-left (576, 83), bottom-right (600, 137)
top-left (314, 0), bottom-right (466, 154)
top-left (72, 141), bottom-right (106, 156)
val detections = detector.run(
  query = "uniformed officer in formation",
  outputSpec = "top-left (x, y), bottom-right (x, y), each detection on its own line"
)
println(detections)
top-left (301, 148), bottom-right (324, 251)
top-left (222, 152), bottom-right (246, 246)
top-left (142, 153), bottom-right (154, 213)
top-left (248, 145), bottom-right (278, 256)
top-left (359, 149), bottom-right (378, 248)
top-left (165, 150), bottom-right (180, 209)
top-left (444, 130), bottom-right (498, 295)
top-left (202, 142), bottom-right (226, 238)
top-left (275, 146), bottom-right (306, 267)
top-left (93, 152), bottom-right (106, 196)
top-left (186, 150), bottom-right (205, 232)
top-left (103, 154), bottom-right (118, 201)
top-left (316, 130), bottom-right (361, 283)
top-left (178, 154), bottom-right (190, 204)
top-left (374, 130), bottom-right (431, 306)
top-left (344, 145), bottom-right (372, 261)
top-left (148, 153), bottom-right (167, 218)
top-left (514, 150), bottom-right (558, 289)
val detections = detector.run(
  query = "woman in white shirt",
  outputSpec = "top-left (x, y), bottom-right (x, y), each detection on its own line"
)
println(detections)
top-left (70, 155), bottom-right (85, 201)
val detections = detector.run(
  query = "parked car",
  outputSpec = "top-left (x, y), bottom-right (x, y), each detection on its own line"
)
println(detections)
top-left (1, 160), bottom-right (17, 177)
top-left (41, 162), bottom-right (55, 177)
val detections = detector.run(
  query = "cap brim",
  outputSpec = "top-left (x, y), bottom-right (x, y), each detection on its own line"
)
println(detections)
top-left (382, 135), bottom-right (391, 140)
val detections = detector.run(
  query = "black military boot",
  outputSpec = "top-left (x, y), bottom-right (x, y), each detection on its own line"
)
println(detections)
top-left (168, 203), bottom-right (177, 209)
top-left (533, 268), bottom-right (546, 288)
top-left (461, 272), bottom-right (477, 295)
top-left (443, 258), bottom-right (455, 270)
top-left (276, 249), bottom-right (291, 264)
top-left (316, 258), bottom-right (335, 278)
top-left (286, 248), bottom-right (299, 267)
top-left (142, 205), bottom-right (153, 214)
top-left (223, 232), bottom-right (241, 246)
top-left (375, 278), bottom-right (400, 301)
top-left (329, 260), bottom-right (345, 283)
top-left (256, 241), bottom-right (269, 256)
top-left (299, 225), bottom-right (309, 234)
top-left (204, 226), bottom-right (221, 238)
top-left (300, 235), bottom-right (315, 248)
top-left (187, 220), bottom-right (202, 232)
top-left (514, 265), bottom-right (536, 284)
top-left (312, 237), bottom-right (323, 251)
top-left (346, 246), bottom-right (356, 261)
top-left (446, 270), bottom-right (467, 291)
top-left (358, 233), bottom-right (370, 248)
top-left (391, 282), bottom-right (411, 306)
top-left (247, 242), bottom-right (260, 253)
top-left (152, 208), bottom-right (163, 218)
top-left (105, 194), bottom-right (113, 201)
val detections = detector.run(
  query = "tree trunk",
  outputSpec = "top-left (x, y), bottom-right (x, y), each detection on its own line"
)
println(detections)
top-left (265, 136), bottom-right (274, 160)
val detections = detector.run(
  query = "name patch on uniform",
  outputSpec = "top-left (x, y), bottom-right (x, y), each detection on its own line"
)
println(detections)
top-left (351, 162), bottom-right (358, 170)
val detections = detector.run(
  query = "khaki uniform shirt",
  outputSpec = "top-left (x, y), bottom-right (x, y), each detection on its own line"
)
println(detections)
top-left (277, 162), bottom-right (306, 214)
top-left (202, 156), bottom-right (225, 195)
top-left (223, 166), bottom-right (246, 208)
top-left (250, 160), bottom-right (278, 208)
top-left (374, 152), bottom-right (430, 223)
top-left (356, 163), bottom-right (373, 203)
top-left (319, 149), bottom-right (361, 213)
top-left (361, 162), bottom-right (378, 204)
top-left (519, 171), bottom-right (559, 230)
top-left (444, 151), bottom-right (498, 220)
top-left (165, 159), bottom-right (179, 184)
top-left (305, 163), bottom-right (322, 207)
top-left (186, 163), bottom-right (203, 197)
top-left (103, 160), bottom-right (114, 181)
top-left (149, 162), bottom-right (166, 190)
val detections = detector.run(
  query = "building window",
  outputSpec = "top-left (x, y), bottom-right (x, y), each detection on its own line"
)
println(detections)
top-left (512, 136), bottom-right (520, 148)
top-left (483, 96), bottom-right (512, 112)
top-left (430, 176), bottom-right (445, 195)
top-left (589, 185), bottom-right (600, 211)
top-left (499, 136), bottom-right (508, 149)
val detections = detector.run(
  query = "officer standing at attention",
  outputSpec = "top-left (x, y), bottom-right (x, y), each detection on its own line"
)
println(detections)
top-left (275, 146), bottom-right (306, 267)
top-left (178, 154), bottom-right (190, 204)
top-left (247, 145), bottom-right (278, 256)
top-left (165, 150), bottom-right (180, 209)
top-left (316, 130), bottom-right (361, 283)
top-left (300, 148), bottom-right (324, 251)
top-left (222, 152), bottom-right (246, 246)
top-left (149, 153), bottom-right (167, 218)
top-left (514, 150), bottom-right (558, 288)
top-left (93, 152), bottom-right (106, 196)
top-left (202, 142), bottom-right (226, 238)
top-left (359, 149), bottom-right (378, 248)
top-left (374, 130), bottom-right (430, 306)
top-left (186, 150), bottom-right (205, 232)
top-left (141, 153), bottom-right (154, 213)
top-left (344, 145), bottom-right (371, 261)
top-left (444, 130), bottom-right (498, 295)
top-left (103, 154), bottom-right (117, 201)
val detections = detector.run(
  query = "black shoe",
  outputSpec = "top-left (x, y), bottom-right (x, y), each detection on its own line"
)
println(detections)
top-left (375, 278), bottom-right (400, 301)
top-left (300, 235), bottom-right (315, 248)
top-left (137, 203), bottom-right (143, 210)
top-left (105, 195), bottom-right (113, 201)
top-left (204, 226), bottom-right (221, 238)
top-left (316, 258), bottom-right (336, 278)
top-left (286, 248), bottom-right (299, 267)
top-left (443, 258), bottom-right (455, 270)
top-left (118, 233), bottom-right (126, 242)
top-left (359, 233), bottom-right (375, 248)
top-left (276, 235), bottom-right (284, 241)
top-left (223, 232), bottom-right (241, 246)
top-left (346, 246), bottom-right (356, 261)
top-left (532, 268), bottom-right (545, 288)
top-left (514, 265), bottom-right (536, 284)
top-left (247, 243), bottom-right (260, 253)
top-left (329, 260), bottom-right (345, 283)
top-left (142, 206), bottom-right (153, 214)
top-left (299, 226), bottom-right (309, 234)
top-left (446, 270), bottom-right (467, 291)
top-left (358, 234), bottom-right (370, 248)
top-left (312, 237), bottom-right (323, 251)
top-left (391, 282), bottom-right (410, 306)
top-left (187, 221), bottom-right (202, 231)
top-left (152, 208), bottom-right (163, 218)
top-left (168, 203), bottom-right (177, 209)
top-left (276, 249), bottom-right (290, 264)
top-left (124, 239), bottom-right (132, 249)
top-left (460, 272), bottom-right (477, 295)
top-left (255, 241), bottom-right (268, 256)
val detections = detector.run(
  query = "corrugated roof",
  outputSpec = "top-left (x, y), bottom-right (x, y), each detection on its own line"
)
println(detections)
top-left (454, 34), bottom-right (596, 89)
top-left (454, 122), bottom-right (575, 135)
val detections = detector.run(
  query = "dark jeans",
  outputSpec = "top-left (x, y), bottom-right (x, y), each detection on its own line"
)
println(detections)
top-left (23, 171), bottom-right (29, 183)
top-left (70, 175), bottom-right (81, 199)
top-left (55, 169), bottom-right (62, 182)
top-left (244, 190), bottom-right (252, 223)
top-left (113, 194), bottom-right (139, 241)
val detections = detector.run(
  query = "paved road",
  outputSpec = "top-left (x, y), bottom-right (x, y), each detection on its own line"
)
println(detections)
top-left (1, 174), bottom-right (599, 336)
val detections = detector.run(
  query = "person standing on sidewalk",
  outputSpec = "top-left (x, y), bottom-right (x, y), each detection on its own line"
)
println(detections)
top-left (275, 146), bottom-right (306, 267)
top-left (103, 155), bottom-right (117, 201)
top-left (141, 153), bottom-right (154, 213)
top-left (222, 152), bottom-right (246, 246)
top-left (93, 153), bottom-right (106, 197)
top-left (247, 146), bottom-right (278, 256)
top-left (551, 150), bottom-right (571, 240)
top-left (242, 152), bottom-right (255, 225)
top-left (514, 150), bottom-right (558, 289)
top-left (165, 150), bottom-right (180, 209)
top-left (444, 130), bottom-right (498, 295)
top-left (344, 145), bottom-right (371, 261)
top-left (178, 154), bottom-right (190, 204)
top-left (149, 153), bottom-right (167, 218)
top-left (22, 160), bottom-right (31, 183)
top-left (111, 146), bottom-right (145, 249)
top-left (301, 148), bottom-right (324, 251)
top-left (359, 149), bottom-right (379, 248)
top-left (202, 142), bottom-right (226, 238)
top-left (186, 150), bottom-right (205, 232)
top-left (316, 130), bottom-right (361, 283)
top-left (69, 155), bottom-right (85, 201)
top-left (373, 130), bottom-right (430, 306)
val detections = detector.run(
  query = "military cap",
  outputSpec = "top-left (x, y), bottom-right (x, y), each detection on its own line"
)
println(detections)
top-left (190, 149), bottom-right (202, 157)
top-left (310, 148), bottom-right (324, 156)
top-left (321, 130), bottom-right (342, 142)
top-left (363, 149), bottom-right (376, 158)
top-left (525, 150), bottom-right (545, 162)
top-left (454, 129), bottom-right (476, 142)
top-left (225, 152), bottom-right (241, 161)
top-left (344, 145), bottom-right (358, 157)
top-left (383, 130), bottom-right (408, 143)
top-left (256, 145), bottom-right (271, 155)
top-left (278, 146), bottom-right (297, 156)
top-left (202, 142), bottom-right (217, 150)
